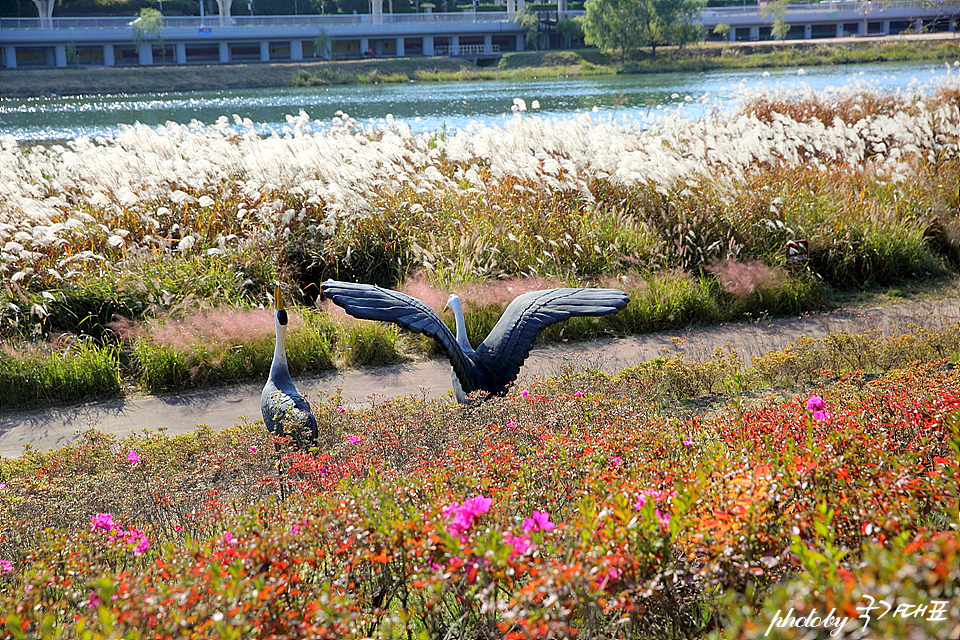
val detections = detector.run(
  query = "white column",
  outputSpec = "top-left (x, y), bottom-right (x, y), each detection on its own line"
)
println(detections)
top-left (291, 39), bottom-right (303, 60)
top-left (360, 37), bottom-right (369, 54)
top-left (882, 20), bottom-right (890, 34)
top-left (374, 40), bottom-right (383, 56)
top-left (260, 41), bottom-right (270, 61)
top-left (175, 42), bottom-right (186, 64)
top-left (3, 45), bottom-right (16, 69)
top-left (836, 23), bottom-right (844, 38)
top-left (516, 33), bottom-right (524, 51)
top-left (423, 35), bottom-right (434, 56)
top-left (219, 41), bottom-right (230, 62)
top-left (484, 34), bottom-right (492, 53)
top-left (451, 35), bottom-right (459, 55)
top-left (138, 43), bottom-right (154, 65)
top-left (55, 44), bottom-right (67, 67)
top-left (728, 27), bottom-right (736, 42)
top-left (803, 24), bottom-right (812, 39)
top-left (396, 37), bottom-right (404, 56)
top-left (44, 47), bottom-right (55, 66)
top-left (749, 26), bottom-right (759, 40)
top-left (103, 44), bottom-right (115, 66)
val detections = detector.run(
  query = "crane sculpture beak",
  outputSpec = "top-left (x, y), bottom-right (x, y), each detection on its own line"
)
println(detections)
top-left (274, 285), bottom-right (284, 311)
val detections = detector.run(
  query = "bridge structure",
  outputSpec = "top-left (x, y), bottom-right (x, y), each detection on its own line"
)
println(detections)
top-left (1, 1), bottom-right (957, 69)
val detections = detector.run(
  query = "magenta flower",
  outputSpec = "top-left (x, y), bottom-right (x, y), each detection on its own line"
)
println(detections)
top-left (575, 390), bottom-right (584, 397)
top-left (87, 592), bottom-right (102, 609)
top-left (595, 566), bottom-right (623, 589)
top-left (634, 489), bottom-right (675, 527)
top-left (522, 510), bottom-right (555, 533)
top-left (127, 450), bottom-right (140, 464)
top-left (444, 494), bottom-right (493, 538)
top-left (806, 395), bottom-right (831, 420)
top-left (223, 532), bottom-right (236, 547)
top-left (118, 528), bottom-right (150, 554)
top-left (336, 405), bottom-right (345, 413)
top-left (348, 435), bottom-right (360, 444)
top-left (506, 420), bottom-right (516, 430)
top-left (609, 455), bottom-right (622, 467)
top-left (0, 483), bottom-right (6, 490)
top-left (0, 560), bottom-right (13, 574)
top-left (90, 512), bottom-right (116, 532)
top-left (520, 388), bottom-right (529, 397)
top-left (682, 439), bottom-right (694, 446)
top-left (503, 530), bottom-right (532, 557)
top-left (249, 445), bottom-right (257, 453)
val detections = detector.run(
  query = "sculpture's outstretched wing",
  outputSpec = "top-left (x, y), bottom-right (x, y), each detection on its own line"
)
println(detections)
top-left (320, 280), bottom-right (479, 395)
top-left (474, 288), bottom-right (629, 392)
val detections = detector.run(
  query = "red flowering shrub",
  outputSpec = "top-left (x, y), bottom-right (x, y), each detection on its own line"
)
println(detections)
top-left (0, 350), bottom-right (957, 638)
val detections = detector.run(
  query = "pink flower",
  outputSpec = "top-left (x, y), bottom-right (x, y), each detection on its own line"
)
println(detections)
top-left (173, 525), bottom-right (182, 532)
top-left (223, 532), bottom-right (236, 547)
top-left (520, 388), bottom-right (529, 397)
top-left (522, 510), bottom-right (555, 533)
top-left (503, 530), bottom-right (532, 557)
top-left (348, 435), bottom-right (360, 444)
top-left (127, 450), bottom-right (140, 464)
top-left (336, 405), bottom-right (345, 413)
top-left (0, 483), bottom-right (6, 490)
top-left (249, 445), bottom-right (257, 453)
top-left (506, 420), bottom-right (516, 430)
top-left (90, 512), bottom-right (116, 532)
top-left (0, 560), bottom-right (13, 574)
top-left (290, 524), bottom-right (300, 534)
top-left (609, 455), bottom-right (622, 467)
top-left (119, 528), bottom-right (150, 554)
top-left (575, 391), bottom-right (584, 397)
top-left (87, 592), bottom-right (102, 609)
top-left (444, 494), bottom-right (493, 538)
top-left (682, 439), bottom-right (694, 446)
top-left (634, 489), bottom-right (674, 526)
top-left (595, 566), bottom-right (622, 590)
top-left (806, 395), bottom-right (831, 420)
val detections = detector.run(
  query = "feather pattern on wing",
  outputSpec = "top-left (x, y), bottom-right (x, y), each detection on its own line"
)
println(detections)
top-left (320, 281), bottom-right (480, 395)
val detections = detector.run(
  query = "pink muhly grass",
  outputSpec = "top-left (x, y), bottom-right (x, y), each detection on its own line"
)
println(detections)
top-left (143, 308), bottom-right (283, 351)
top-left (707, 260), bottom-right (786, 297)
top-left (399, 272), bottom-right (565, 313)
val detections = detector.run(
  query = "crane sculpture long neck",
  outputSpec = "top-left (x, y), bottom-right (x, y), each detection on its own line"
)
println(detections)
top-left (447, 294), bottom-right (474, 355)
top-left (271, 286), bottom-right (291, 381)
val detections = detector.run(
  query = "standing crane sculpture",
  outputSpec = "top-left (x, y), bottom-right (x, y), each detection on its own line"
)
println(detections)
top-left (262, 285), bottom-right (317, 450)
top-left (321, 281), bottom-right (629, 403)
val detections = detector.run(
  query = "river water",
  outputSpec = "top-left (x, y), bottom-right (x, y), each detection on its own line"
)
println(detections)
top-left (1, 59), bottom-right (958, 141)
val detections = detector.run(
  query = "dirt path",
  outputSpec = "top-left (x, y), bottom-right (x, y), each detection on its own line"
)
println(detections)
top-left (2, 295), bottom-right (957, 458)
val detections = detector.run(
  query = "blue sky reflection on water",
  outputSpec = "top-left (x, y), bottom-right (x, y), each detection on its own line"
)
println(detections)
top-left (1, 59), bottom-right (957, 141)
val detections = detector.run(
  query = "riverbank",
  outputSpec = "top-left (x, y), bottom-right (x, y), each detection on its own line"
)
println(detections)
top-left (1, 31), bottom-right (957, 98)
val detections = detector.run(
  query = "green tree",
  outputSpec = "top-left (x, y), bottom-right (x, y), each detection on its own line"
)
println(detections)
top-left (517, 10), bottom-right (541, 51)
top-left (131, 7), bottom-right (164, 53)
top-left (580, 0), bottom-right (703, 62)
top-left (761, 0), bottom-right (790, 40)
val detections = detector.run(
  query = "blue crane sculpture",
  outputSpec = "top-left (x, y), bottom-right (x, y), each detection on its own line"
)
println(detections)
top-left (321, 281), bottom-right (629, 402)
